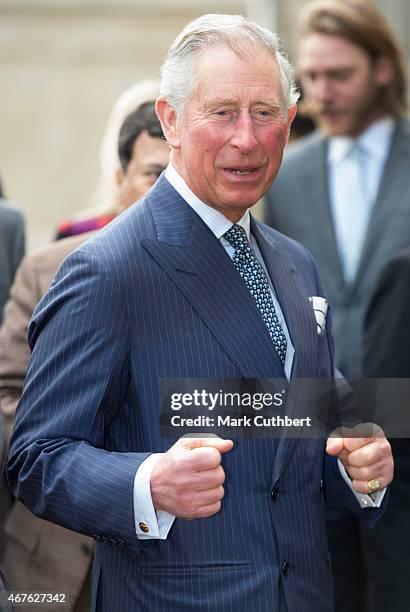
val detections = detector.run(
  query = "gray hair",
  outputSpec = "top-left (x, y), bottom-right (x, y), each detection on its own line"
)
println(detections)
top-left (160, 13), bottom-right (299, 114)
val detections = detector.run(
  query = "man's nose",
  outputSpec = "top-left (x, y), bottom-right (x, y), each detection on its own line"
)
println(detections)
top-left (307, 76), bottom-right (334, 105)
top-left (230, 112), bottom-right (258, 153)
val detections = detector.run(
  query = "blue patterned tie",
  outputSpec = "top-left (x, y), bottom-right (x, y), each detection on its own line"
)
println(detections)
top-left (224, 224), bottom-right (287, 365)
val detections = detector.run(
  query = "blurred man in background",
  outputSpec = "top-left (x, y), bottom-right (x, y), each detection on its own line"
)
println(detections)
top-left (265, 1), bottom-right (409, 610)
top-left (55, 80), bottom-right (160, 240)
top-left (362, 248), bottom-right (410, 609)
top-left (364, 247), bottom-right (410, 379)
top-left (0, 99), bottom-right (168, 612)
top-left (0, 412), bottom-right (12, 612)
top-left (0, 200), bottom-right (24, 325)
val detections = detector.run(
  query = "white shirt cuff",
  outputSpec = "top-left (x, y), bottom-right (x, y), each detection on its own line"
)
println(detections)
top-left (133, 453), bottom-right (175, 539)
top-left (337, 458), bottom-right (386, 509)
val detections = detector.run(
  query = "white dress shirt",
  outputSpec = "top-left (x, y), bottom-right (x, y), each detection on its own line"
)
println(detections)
top-left (328, 117), bottom-right (395, 281)
top-left (134, 163), bottom-right (385, 540)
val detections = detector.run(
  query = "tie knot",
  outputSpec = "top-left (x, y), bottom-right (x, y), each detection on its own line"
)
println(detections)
top-left (224, 224), bottom-right (249, 251)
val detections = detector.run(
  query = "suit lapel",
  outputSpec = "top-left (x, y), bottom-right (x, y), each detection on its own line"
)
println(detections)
top-left (355, 119), bottom-right (410, 283)
top-left (300, 138), bottom-right (346, 291)
top-left (141, 176), bottom-right (285, 379)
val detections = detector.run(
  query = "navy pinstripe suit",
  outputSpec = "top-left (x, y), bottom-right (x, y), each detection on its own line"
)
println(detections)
top-left (7, 176), bottom-right (383, 611)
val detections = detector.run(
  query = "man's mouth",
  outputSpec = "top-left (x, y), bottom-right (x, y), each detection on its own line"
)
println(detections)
top-left (225, 167), bottom-right (260, 175)
top-left (319, 108), bottom-right (344, 118)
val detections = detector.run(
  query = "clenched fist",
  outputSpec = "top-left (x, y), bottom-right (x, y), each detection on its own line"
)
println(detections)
top-left (326, 424), bottom-right (394, 494)
top-left (150, 437), bottom-right (233, 519)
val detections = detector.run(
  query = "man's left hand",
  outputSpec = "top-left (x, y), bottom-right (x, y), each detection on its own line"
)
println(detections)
top-left (326, 424), bottom-right (394, 494)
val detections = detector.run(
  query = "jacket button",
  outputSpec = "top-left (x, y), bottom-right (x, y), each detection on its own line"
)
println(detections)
top-left (271, 488), bottom-right (280, 502)
top-left (139, 522), bottom-right (149, 534)
top-left (281, 561), bottom-right (290, 576)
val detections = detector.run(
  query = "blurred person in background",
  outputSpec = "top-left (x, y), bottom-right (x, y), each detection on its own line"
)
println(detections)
top-left (364, 247), bottom-right (410, 379)
top-left (0, 97), bottom-right (169, 612)
top-left (0, 198), bottom-right (25, 325)
top-left (264, 1), bottom-right (409, 611)
top-left (0, 412), bottom-right (12, 612)
top-left (55, 80), bottom-right (160, 239)
top-left (361, 247), bottom-right (410, 609)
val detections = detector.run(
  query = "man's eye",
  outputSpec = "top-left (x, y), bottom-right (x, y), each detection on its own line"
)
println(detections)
top-left (332, 71), bottom-right (352, 82)
top-left (254, 109), bottom-right (275, 119)
top-left (215, 110), bottom-right (231, 117)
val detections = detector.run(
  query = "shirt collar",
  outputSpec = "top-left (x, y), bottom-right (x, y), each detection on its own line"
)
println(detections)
top-left (165, 163), bottom-right (251, 242)
top-left (327, 117), bottom-right (395, 165)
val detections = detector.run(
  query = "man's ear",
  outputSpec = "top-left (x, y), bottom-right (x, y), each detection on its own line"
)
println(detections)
top-left (285, 104), bottom-right (297, 142)
top-left (115, 166), bottom-right (124, 187)
top-left (155, 96), bottom-right (181, 148)
top-left (374, 56), bottom-right (394, 87)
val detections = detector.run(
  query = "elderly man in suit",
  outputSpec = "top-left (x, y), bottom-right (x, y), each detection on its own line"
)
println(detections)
top-left (0, 101), bottom-right (169, 612)
top-left (264, 1), bottom-right (409, 610)
top-left (6, 14), bottom-right (393, 612)
top-left (0, 200), bottom-right (24, 324)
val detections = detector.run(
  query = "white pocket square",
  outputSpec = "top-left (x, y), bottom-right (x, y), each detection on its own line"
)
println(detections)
top-left (309, 296), bottom-right (328, 335)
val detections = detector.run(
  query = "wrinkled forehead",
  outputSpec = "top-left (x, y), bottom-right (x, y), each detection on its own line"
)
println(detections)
top-left (192, 44), bottom-right (285, 106)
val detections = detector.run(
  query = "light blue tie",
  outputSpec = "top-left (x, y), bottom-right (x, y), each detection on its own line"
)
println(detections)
top-left (337, 144), bottom-right (372, 282)
top-left (224, 224), bottom-right (287, 365)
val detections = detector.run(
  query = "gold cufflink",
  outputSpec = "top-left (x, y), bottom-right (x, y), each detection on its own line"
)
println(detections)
top-left (368, 478), bottom-right (381, 493)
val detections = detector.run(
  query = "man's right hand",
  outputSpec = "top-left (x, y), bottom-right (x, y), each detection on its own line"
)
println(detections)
top-left (150, 437), bottom-right (234, 520)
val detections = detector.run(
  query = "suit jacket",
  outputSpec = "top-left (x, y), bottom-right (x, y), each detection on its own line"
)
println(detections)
top-left (0, 412), bottom-right (12, 612)
top-left (0, 233), bottom-right (95, 612)
top-left (364, 245), bottom-right (410, 378)
top-left (0, 200), bottom-right (25, 325)
top-left (265, 118), bottom-right (410, 379)
top-left (360, 247), bottom-right (410, 609)
top-left (6, 176), bottom-right (384, 612)
top-left (0, 412), bottom-right (9, 582)
top-left (363, 246), bottom-right (410, 473)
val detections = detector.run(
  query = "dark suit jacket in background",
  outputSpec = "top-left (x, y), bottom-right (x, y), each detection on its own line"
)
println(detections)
top-left (364, 246), bottom-right (410, 377)
top-left (0, 200), bottom-right (25, 325)
top-left (7, 176), bottom-right (384, 612)
top-left (361, 247), bottom-right (410, 612)
top-left (265, 118), bottom-right (410, 380)
top-left (0, 234), bottom-right (95, 612)
top-left (265, 118), bottom-right (410, 612)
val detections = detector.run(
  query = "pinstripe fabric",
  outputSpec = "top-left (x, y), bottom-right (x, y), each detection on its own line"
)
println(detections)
top-left (7, 176), bottom-right (383, 612)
